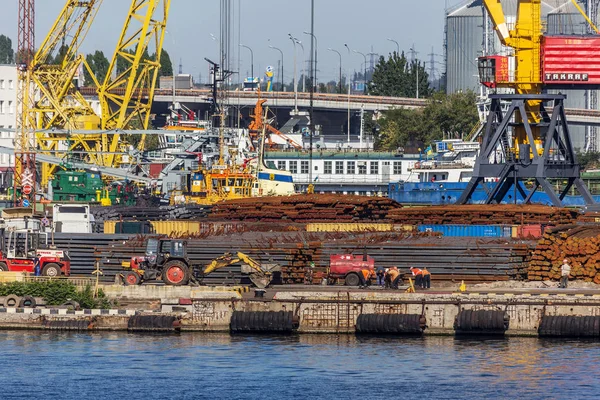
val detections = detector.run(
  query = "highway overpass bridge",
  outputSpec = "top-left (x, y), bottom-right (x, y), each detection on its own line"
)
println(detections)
top-left (81, 87), bottom-right (600, 129)
top-left (153, 89), bottom-right (600, 127)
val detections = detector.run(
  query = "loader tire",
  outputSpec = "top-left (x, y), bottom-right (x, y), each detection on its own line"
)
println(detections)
top-left (163, 261), bottom-right (190, 286)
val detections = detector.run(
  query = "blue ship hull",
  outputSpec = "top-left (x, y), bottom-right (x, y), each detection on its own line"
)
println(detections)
top-left (388, 182), bottom-right (600, 206)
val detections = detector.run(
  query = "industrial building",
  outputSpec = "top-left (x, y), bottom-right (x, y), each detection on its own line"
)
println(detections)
top-left (0, 65), bottom-right (16, 177)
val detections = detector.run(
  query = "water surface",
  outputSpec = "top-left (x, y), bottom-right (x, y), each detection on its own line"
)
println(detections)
top-left (0, 331), bottom-right (598, 399)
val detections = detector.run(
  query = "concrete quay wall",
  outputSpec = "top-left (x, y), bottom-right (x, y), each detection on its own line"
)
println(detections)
top-left (0, 287), bottom-right (599, 335)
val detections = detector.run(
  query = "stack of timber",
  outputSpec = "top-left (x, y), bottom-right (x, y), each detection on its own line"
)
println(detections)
top-left (209, 194), bottom-right (401, 223)
top-left (529, 225), bottom-right (600, 282)
top-left (386, 205), bottom-right (577, 226)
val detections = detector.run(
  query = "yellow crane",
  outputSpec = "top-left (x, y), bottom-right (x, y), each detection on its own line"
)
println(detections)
top-left (481, 0), bottom-right (543, 152)
top-left (26, 0), bottom-right (170, 187)
top-left (30, 0), bottom-right (103, 186)
top-left (458, 0), bottom-right (599, 206)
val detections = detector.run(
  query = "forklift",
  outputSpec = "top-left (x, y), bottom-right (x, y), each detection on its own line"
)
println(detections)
top-left (0, 226), bottom-right (71, 277)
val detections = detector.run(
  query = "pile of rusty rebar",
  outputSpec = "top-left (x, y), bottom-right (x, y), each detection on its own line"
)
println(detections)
top-left (529, 225), bottom-right (600, 282)
top-left (210, 194), bottom-right (401, 222)
top-left (91, 231), bottom-right (532, 284)
top-left (386, 204), bottom-right (578, 226)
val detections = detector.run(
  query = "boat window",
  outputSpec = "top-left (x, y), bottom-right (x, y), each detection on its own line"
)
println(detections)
top-left (289, 161), bottom-right (298, 173)
top-left (236, 179), bottom-right (243, 186)
top-left (347, 161), bottom-right (355, 174)
top-left (228, 178), bottom-right (235, 186)
top-left (335, 161), bottom-right (344, 174)
top-left (370, 161), bottom-right (379, 175)
top-left (301, 161), bottom-right (309, 174)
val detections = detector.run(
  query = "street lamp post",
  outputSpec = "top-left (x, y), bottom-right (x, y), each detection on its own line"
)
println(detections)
top-left (344, 43), bottom-right (351, 143)
top-left (288, 33), bottom-right (298, 112)
top-left (239, 44), bottom-right (254, 80)
top-left (295, 39), bottom-right (306, 92)
top-left (269, 45), bottom-right (284, 91)
top-left (303, 31), bottom-right (318, 89)
top-left (353, 50), bottom-right (367, 94)
top-left (328, 48), bottom-right (342, 94)
top-left (410, 46), bottom-right (419, 99)
top-left (387, 38), bottom-right (400, 55)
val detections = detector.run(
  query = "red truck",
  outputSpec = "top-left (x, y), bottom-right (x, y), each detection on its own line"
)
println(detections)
top-left (329, 254), bottom-right (375, 286)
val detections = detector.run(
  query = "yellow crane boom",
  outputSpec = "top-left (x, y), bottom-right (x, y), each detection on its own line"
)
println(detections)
top-left (98, 0), bottom-right (171, 166)
top-left (28, 0), bottom-right (103, 186)
top-left (26, 0), bottom-right (170, 187)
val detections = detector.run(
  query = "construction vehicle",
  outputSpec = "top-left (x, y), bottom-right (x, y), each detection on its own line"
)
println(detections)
top-left (0, 227), bottom-right (71, 277)
top-left (459, 0), bottom-right (599, 207)
top-left (120, 238), bottom-right (280, 288)
top-left (51, 170), bottom-right (138, 206)
top-left (328, 253), bottom-right (375, 286)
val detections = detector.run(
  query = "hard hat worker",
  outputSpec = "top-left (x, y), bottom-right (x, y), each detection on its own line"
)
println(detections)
top-left (410, 267), bottom-right (424, 289)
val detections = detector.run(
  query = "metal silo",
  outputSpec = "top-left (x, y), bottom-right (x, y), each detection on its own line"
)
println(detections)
top-left (445, 1), bottom-right (483, 94)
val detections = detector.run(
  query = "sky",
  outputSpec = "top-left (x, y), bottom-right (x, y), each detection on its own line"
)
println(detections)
top-left (0, 0), bottom-right (465, 84)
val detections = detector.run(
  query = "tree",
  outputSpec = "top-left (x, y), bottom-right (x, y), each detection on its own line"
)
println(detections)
top-left (52, 45), bottom-right (70, 66)
top-left (0, 35), bottom-right (14, 64)
top-left (374, 91), bottom-right (479, 151)
top-left (577, 151), bottom-right (600, 170)
top-left (158, 49), bottom-right (173, 77)
top-left (368, 51), bottom-right (432, 98)
top-left (84, 50), bottom-right (110, 86)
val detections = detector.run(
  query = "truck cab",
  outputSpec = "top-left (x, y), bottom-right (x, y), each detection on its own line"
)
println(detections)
top-left (329, 253), bottom-right (375, 286)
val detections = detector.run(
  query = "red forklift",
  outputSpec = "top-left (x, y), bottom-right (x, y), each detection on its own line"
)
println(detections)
top-left (0, 227), bottom-right (71, 277)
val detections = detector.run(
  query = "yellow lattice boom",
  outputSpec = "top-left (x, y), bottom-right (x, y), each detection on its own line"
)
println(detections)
top-left (97, 0), bottom-right (171, 168)
top-left (28, 0), bottom-right (171, 187)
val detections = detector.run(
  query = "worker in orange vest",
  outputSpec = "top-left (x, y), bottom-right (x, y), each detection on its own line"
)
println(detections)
top-left (387, 267), bottom-right (400, 289)
top-left (359, 268), bottom-right (373, 289)
top-left (422, 267), bottom-right (431, 289)
top-left (410, 267), bottom-right (423, 289)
